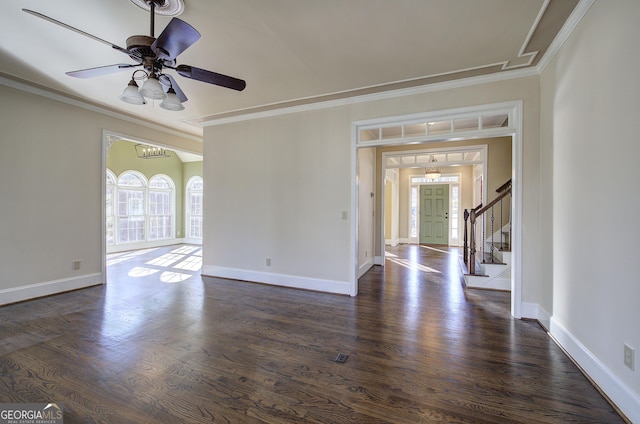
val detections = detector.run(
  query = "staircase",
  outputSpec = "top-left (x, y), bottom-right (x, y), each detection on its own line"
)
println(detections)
top-left (461, 180), bottom-right (512, 291)
top-left (463, 226), bottom-right (511, 290)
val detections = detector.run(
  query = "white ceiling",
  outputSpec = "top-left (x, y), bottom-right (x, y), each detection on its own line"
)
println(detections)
top-left (0, 0), bottom-right (580, 138)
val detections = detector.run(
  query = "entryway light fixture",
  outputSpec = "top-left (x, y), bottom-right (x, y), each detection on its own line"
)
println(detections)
top-left (425, 155), bottom-right (441, 179)
top-left (135, 143), bottom-right (172, 159)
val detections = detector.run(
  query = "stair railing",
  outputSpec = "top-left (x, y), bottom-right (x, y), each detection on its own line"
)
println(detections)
top-left (464, 179), bottom-right (511, 275)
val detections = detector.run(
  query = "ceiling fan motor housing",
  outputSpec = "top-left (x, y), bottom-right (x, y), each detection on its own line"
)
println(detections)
top-left (126, 35), bottom-right (155, 57)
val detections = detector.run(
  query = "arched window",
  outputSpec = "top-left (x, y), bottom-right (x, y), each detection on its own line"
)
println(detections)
top-left (148, 175), bottom-right (174, 240)
top-left (117, 171), bottom-right (147, 243)
top-left (107, 170), bottom-right (177, 249)
top-left (106, 170), bottom-right (117, 246)
top-left (186, 176), bottom-right (203, 240)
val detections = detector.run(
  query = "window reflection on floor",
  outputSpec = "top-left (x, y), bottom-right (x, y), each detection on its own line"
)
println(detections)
top-left (106, 244), bottom-right (202, 284)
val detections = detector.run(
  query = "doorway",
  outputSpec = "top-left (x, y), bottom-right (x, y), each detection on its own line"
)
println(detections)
top-left (352, 101), bottom-right (523, 317)
top-left (101, 131), bottom-right (204, 284)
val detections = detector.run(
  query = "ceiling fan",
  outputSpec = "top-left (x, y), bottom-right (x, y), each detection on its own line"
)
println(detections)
top-left (22, 0), bottom-right (246, 111)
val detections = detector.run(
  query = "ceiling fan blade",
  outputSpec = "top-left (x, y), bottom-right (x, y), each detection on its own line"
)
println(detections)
top-left (176, 65), bottom-right (246, 91)
top-left (159, 74), bottom-right (188, 102)
top-left (66, 64), bottom-right (140, 79)
top-left (22, 9), bottom-right (134, 57)
top-left (151, 18), bottom-right (200, 61)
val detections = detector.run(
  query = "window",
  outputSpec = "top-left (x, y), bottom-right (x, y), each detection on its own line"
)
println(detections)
top-left (148, 175), bottom-right (174, 240)
top-left (106, 170), bottom-right (117, 246)
top-left (118, 172), bottom-right (147, 243)
top-left (186, 176), bottom-right (203, 239)
top-left (107, 170), bottom-right (176, 247)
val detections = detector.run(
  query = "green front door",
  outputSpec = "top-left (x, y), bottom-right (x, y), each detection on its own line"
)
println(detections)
top-left (419, 184), bottom-right (449, 245)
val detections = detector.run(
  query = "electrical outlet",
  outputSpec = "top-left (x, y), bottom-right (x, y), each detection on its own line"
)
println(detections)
top-left (72, 260), bottom-right (81, 271)
top-left (265, 258), bottom-right (271, 267)
top-left (624, 344), bottom-right (635, 371)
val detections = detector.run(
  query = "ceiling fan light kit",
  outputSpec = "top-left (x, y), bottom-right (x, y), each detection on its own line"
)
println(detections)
top-left (22, 0), bottom-right (245, 113)
top-left (139, 74), bottom-right (166, 100)
top-left (159, 87), bottom-right (185, 111)
top-left (119, 78), bottom-right (147, 105)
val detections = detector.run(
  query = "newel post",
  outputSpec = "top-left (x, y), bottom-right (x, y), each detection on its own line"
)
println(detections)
top-left (463, 209), bottom-right (469, 267)
top-left (469, 208), bottom-right (477, 275)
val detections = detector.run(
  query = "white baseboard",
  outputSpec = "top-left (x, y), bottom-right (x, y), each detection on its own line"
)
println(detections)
top-left (521, 302), bottom-right (551, 330)
top-left (106, 238), bottom-right (193, 254)
top-left (550, 317), bottom-right (640, 423)
top-left (202, 265), bottom-right (351, 295)
top-left (358, 258), bottom-right (375, 278)
top-left (374, 256), bottom-right (384, 266)
top-left (385, 238), bottom-right (399, 246)
top-left (0, 273), bottom-right (103, 306)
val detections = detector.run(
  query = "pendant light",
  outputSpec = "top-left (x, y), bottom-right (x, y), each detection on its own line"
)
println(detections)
top-left (425, 156), bottom-right (441, 179)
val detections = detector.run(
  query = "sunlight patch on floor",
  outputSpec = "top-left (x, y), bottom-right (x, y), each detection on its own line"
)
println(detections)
top-left (160, 271), bottom-right (192, 283)
top-left (146, 253), bottom-right (186, 267)
top-left (419, 244), bottom-right (462, 257)
top-left (171, 245), bottom-right (200, 255)
top-left (174, 255), bottom-right (202, 271)
top-left (128, 266), bottom-right (160, 277)
top-left (108, 245), bottom-right (203, 284)
top-left (386, 257), bottom-right (441, 273)
top-left (106, 248), bottom-right (160, 266)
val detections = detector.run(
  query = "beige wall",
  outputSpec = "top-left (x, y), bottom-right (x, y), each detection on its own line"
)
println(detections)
top-left (540, 0), bottom-right (640, 417)
top-left (0, 84), bottom-right (201, 303)
top-left (183, 161), bottom-right (204, 186)
top-left (203, 76), bottom-right (540, 300)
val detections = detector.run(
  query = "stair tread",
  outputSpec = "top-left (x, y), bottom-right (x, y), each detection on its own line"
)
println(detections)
top-left (482, 252), bottom-right (506, 264)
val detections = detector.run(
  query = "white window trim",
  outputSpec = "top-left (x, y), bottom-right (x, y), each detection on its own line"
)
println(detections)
top-left (106, 169), bottom-right (117, 247)
top-left (148, 174), bottom-right (176, 241)
top-left (185, 176), bottom-right (204, 244)
top-left (106, 169), bottom-right (178, 253)
top-left (117, 170), bottom-right (148, 245)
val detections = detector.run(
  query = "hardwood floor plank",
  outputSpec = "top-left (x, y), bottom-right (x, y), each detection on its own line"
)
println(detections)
top-left (0, 244), bottom-right (626, 423)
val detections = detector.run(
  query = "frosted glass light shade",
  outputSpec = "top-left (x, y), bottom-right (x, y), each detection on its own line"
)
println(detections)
top-left (119, 80), bottom-right (146, 105)
top-left (159, 88), bottom-right (184, 111)
top-left (140, 76), bottom-right (166, 99)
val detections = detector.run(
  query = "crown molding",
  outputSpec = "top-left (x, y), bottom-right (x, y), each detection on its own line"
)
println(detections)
top-left (536, 0), bottom-right (595, 73)
top-left (2, 0), bottom-right (594, 134)
top-left (199, 66), bottom-right (539, 127)
top-left (0, 73), bottom-right (202, 143)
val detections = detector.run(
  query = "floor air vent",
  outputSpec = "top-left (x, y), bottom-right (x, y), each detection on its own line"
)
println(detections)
top-left (334, 353), bottom-right (349, 363)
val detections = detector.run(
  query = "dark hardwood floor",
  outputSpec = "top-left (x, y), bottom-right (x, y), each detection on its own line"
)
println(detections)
top-left (0, 244), bottom-right (625, 423)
